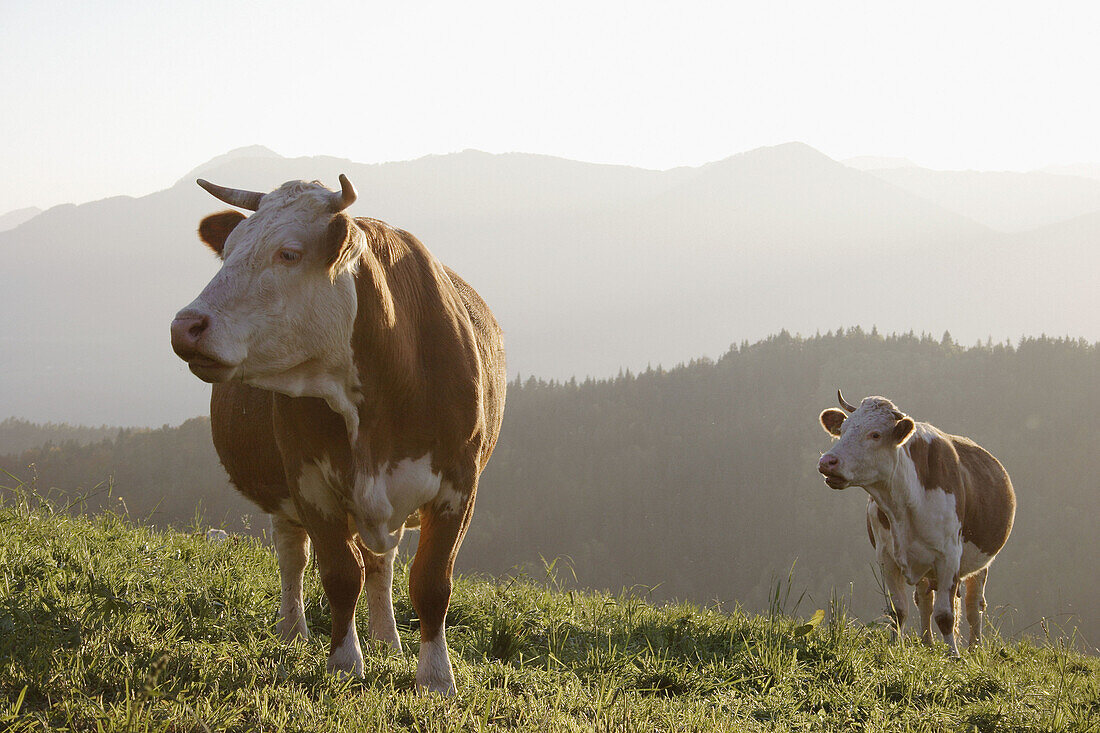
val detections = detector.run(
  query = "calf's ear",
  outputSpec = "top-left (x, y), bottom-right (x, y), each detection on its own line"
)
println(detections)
top-left (325, 213), bottom-right (369, 281)
top-left (820, 408), bottom-right (846, 436)
top-left (891, 417), bottom-right (915, 445)
top-left (198, 211), bottom-right (246, 258)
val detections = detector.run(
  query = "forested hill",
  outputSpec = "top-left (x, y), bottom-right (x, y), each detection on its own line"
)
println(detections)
top-left (0, 418), bottom-right (119, 455)
top-left (3, 330), bottom-right (1098, 645)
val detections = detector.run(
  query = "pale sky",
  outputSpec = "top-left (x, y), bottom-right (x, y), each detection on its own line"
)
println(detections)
top-left (2, 0), bottom-right (1098, 212)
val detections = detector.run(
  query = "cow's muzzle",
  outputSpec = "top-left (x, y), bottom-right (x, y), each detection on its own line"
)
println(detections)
top-left (817, 454), bottom-right (849, 490)
top-left (171, 313), bottom-right (236, 383)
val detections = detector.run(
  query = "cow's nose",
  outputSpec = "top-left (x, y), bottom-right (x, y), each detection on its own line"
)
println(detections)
top-left (171, 313), bottom-right (209, 359)
top-left (818, 454), bottom-right (839, 473)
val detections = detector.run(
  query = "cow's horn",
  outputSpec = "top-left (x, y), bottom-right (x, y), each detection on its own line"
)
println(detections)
top-left (837, 390), bottom-right (859, 413)
top-left (333, 174), bottom-right (357, 211)
top-left (196, 179), bottom-right (264, 211)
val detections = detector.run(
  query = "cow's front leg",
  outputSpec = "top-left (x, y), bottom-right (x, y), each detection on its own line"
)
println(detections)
top-left (409, 478), bottom-right (474, 695)
top-left (932, 560), bottom-right (961, 656)
top-left (914, 577), bottom-right (935, 647)
top-left (358, 534), bottom-right (404, 652)
top-left (307, 526), bottom-right (366, 676)
top-left (879, 552), bottom-right (909, 642)
top-left (272, 514), bottom-right (311, 642)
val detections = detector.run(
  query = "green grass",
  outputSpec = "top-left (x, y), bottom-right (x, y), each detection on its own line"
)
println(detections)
top-left (1, 489), bottom-right (1097, 731)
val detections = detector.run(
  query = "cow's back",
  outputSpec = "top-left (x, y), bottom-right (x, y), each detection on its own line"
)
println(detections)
top-left (951, 435), bottom-right (1016, 557)
top-left (445, 266), bottom-right (507, 466)
top-left (210, 382), bottom-right (290, 514)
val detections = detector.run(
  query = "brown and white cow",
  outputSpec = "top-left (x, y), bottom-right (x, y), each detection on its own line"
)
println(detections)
top-left (170, 175), bottom-right (506, 694)
top-left (817, 391), bottom-right (1015, 655)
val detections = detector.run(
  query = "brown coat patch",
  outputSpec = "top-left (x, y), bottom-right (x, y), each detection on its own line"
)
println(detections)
top-left (210, 383), bottom-right (289, 514)
top-left (952, 437), bottom-right (1015, 556)
top-left (906, 428), bottom-right (1015, 557)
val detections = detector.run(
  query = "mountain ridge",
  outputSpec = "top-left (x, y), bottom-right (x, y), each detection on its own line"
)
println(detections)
top-left (2, 142), bottom-right (1098, 425)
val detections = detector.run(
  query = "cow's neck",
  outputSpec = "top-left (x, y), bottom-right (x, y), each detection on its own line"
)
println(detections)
top-left (860, 447), bottom-right (924, 534)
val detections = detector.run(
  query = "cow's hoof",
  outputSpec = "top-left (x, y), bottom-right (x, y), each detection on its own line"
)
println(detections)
top-left (276, 617), bottom-right (309, 643)
top-left (327, 637), bottom-right (365, 678)
top-left (416, 637), bottom-right (456, 696)
top-left (416, 677), bottom-right (457, 697)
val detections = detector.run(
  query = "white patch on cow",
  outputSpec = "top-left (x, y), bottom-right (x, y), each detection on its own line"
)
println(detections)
top-left (277, 498), bottom-right (302, 524)
top-left (416, 632), bottom-right (456, 696)
top-left (431, 480), bottom-right (468, 516)
top-left (364, 548), bottom-right (402, 651)
top-left (296, 456), bottom-right (344, 520)
top-left (860, 439), bottom-right (963, 586)
top-left (353, 455), bottom-right (442, 554)
top-left (960, 541), bottom-right (994, 577)
top-left (327, 621), bottom-right (364, 677)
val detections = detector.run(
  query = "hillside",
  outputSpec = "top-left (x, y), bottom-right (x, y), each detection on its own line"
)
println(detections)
top-left (5, 331), bottom-right (1099, 645)
top-left (864, 166), bottom-right (1100, 232)
top-left (1, 493), bottom-right (1096, 732)
top-left (0, 417), bottom-right (119, 455)
top-left (4, 143), bottom-right (1100, 426)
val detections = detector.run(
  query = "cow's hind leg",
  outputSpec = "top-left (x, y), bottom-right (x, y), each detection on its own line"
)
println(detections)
top-left (914, 577), bottom-right (935, 647)
top-left (964, 567), bottom-right (989, 649)
top-left (358, 533), bottom-right (404, 652)
top-left (272, 514), bottom-right (311, 641)
top-left (409, 479), bottom-right (475, 695)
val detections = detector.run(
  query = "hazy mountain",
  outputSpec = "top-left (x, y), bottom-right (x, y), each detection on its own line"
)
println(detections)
top-left (843, 155), bottom-right (918, 170)
top-left (2, 143), bottom-right (1098, 426)
top-left (862, 167), bottom-right (1100, 232)
top-left (1040, 163), bottom-right (1100, 181)
top-left (181, 144), bottom-right (282, 183)
top-left (0, 206), bottom-right (42, 232)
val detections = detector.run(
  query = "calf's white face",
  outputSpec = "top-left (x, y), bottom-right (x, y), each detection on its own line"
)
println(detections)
top-left (818, 396), bottom-right (915, 490)
top-left (172, 180), bottom-right (366, 401)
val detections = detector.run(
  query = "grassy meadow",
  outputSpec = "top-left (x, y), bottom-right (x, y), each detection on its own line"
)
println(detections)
top-left (0, 484), bottom-right (1097, 732)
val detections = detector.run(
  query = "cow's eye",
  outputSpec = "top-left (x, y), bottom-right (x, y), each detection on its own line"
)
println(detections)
top-left (277, 249), bottom-right (302, 264)
top-left (868, 431), bottom-right (881, 441)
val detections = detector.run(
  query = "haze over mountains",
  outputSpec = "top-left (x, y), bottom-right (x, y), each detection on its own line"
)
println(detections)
top-left (2, 142), bottom-right (1097, 426)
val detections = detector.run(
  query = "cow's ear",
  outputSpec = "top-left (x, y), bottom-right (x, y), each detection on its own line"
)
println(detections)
top-left (820, 408), bottom-right (846, 436)
top-left (325, 213), bottom-right (368, 281)
top-left (892, 417), bottom-right (915, 445)
top-left (198, 211), bottom-right (246, 258)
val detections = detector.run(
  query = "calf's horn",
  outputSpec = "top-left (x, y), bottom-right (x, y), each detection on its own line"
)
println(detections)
top-left (837, 390), bottom-right (859, 413)
top-left (196, 179), bottom-right (264, 211)
top-left (332, 174), bottom-right (357, 211)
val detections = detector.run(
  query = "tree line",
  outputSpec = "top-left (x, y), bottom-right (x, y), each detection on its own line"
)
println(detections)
top-left (3, 329), bottom-right (1097, 644)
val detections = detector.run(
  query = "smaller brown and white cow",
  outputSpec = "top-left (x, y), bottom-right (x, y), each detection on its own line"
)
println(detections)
top-left (817, 391), bottom-right (1015, 655)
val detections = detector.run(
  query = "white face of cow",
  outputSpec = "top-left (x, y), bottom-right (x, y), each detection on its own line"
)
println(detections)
top-left (817, 395), bottom-right (915, 490)
top-left (171, 179), bottom-right (367, 404)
